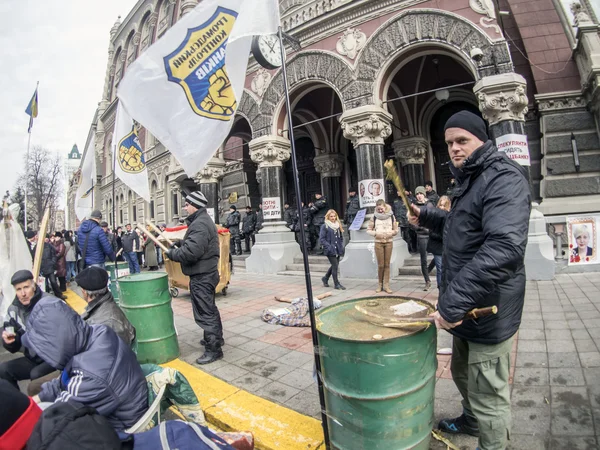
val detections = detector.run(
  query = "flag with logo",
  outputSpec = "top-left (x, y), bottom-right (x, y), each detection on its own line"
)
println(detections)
top-left (25, 87), bottom-right (39, 133)
top-left (117, 0), bottom-right (280, 177)
top-left (75, 136), bottom-right (97, 221)
top-left (113, 103), bottom-right (151, 202)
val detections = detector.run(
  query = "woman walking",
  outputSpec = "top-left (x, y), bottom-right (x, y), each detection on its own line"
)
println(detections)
top-left (319, 210), bottom-right (346, 290)
top-left (52, 232), bottom-right (67, 292)
top-left (427, 195), bottom-right (451, 289)
top-left (143, 226), bottom-right (159, 271)
top-left (367, 199), bottom-right (399, 293)
top-left (64, 231), bottom-right (77, 283)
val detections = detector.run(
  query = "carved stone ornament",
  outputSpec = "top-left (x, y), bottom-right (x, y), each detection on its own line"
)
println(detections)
top-left (474, 73), bottom-right (529, 125)
top-left (194, 162), bottom-right (225, 184)
top-left (393, 138), bottom-right (429, 166)
top-left (339, 105), bottom-right (392, 146)
top-left (336, 28), bottom-right (367, 60)
top-left (148, 12), bottom-right (158, 28)
top-left (249, 136), bottom-right (291, 168)
top-left (571, 2), bottom-right (593, 27)
top-left (313, 154), bottom-right (345, 177)
top-left (132, 32), bottom-right (141, 46)
top-left (251, 68), bottom-right (272, 98)
top-left (180, 0), bottom-right (198, 16)
top-left (536, 92), bottom-right (588, 113)
top-left (469, 0), bottom-right (501, 34)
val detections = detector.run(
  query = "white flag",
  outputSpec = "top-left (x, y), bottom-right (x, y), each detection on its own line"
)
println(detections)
top-left (113, 103), bottom-right (151, 202)
top-left (75, 136), bottom-right (97, 221)
top-left (117, 0), bottom-right (280, 177)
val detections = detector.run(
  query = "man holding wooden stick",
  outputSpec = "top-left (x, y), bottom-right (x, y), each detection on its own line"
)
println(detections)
top-left (409, 111), bottom-right (531, 450)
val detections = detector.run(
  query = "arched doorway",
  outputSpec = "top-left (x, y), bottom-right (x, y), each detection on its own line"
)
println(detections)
top-left (284, 137), bottom-right (319, 205)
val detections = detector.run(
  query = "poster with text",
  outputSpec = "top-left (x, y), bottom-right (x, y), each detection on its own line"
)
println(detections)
top-left (567, 215), bottom-right (599, 265)
top-left (359, 179), bottom-right (386, 207)
top-left (349, 209), bottom-right (367, 231)
top-left (263, 197), bottom-right (282, 219)
top-left (496, 133), bottom-right (530, 166)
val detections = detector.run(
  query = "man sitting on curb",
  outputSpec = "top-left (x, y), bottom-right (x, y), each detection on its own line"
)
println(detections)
top-left (0, 270), bottom-right (56, 391)
top-left (26, 297), bottom-right (148, 431)
top-left (77, 266), bottom-right (135, 345)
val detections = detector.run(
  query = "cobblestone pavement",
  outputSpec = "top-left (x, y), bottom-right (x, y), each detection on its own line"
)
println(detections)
top-left (172, 270), bottom-right (600, 450)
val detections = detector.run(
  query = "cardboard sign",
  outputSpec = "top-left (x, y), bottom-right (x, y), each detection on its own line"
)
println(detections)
top-left (496, 133), bottom-right (530, 166)
top-left (349, 209), bottom-right (367, 231)
top-left (263, 197), bottom-right (281, 219)
top-left (359, 179), bottom-right (385, 207)
top-left (567, 215), bottom-right (599, 265)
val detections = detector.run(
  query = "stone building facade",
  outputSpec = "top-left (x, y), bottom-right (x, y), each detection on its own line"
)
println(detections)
top-left (68, 0), bottom-right (599, 275)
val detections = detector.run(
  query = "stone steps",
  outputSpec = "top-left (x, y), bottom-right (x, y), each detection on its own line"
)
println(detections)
top-left (397, 255), bottom-right (436, 277)
top-left (285, 263), bottom-right (331, 272)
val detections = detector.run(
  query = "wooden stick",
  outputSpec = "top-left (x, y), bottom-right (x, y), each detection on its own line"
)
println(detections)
top-left (145, 220), bottom-right (174, 246)
top-left (355, 304), bottom-right (497, 324)
top-left (384, 159), bottom-right (413, 216)
top-left (136, 225), bottom-right (169, 253)
top-left (274, 292), bottom-right (333, 303)
top-left (32, 209), bottom-right (50, 280)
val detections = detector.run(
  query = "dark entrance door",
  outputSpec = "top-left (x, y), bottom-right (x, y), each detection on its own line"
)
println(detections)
top-left (284, 137), bottom-right (320, 206)
top-left (430, 102), bottom-right (483, 195)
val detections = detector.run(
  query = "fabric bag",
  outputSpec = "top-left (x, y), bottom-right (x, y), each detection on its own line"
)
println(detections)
top-left (132, 420), bottom-right (237, 450)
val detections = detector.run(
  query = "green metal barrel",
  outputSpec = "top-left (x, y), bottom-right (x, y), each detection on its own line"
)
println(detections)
top-left (316, 297), bottom-right (437, 450)
top-left (118, 272), bottom-right (180, 364)
top-left (106, 262), bottom-right (130, 303)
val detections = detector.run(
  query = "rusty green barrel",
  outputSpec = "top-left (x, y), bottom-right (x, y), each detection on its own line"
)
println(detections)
top-left (106, 262), bottom-right (130, 303)
top-left (118, 272), bottom-right (179, 364)
top-left (316, 297), bottom-right (437, 450)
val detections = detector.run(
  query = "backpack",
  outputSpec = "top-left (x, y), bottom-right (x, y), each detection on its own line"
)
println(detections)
top-left (132, 420), bottom-right (237, 450)
top-left (26, 401), bottom-right (122, 450)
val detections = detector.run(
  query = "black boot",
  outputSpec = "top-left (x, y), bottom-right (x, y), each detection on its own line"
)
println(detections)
top-left (321, 276), bottom-right (329, 287)
top-left (196, 348), bottom-right (223, 365)
top-left (335, 283), bottom-right (346, 290)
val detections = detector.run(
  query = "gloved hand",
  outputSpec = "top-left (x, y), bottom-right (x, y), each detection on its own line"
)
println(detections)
top-left (169, 242), bottom-right (180, 250)
top-left (165, 249), bottom-right (173, 260)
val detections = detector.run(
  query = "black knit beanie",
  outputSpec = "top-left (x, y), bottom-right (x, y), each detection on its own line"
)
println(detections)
top-left (444, 111), bottom-right (489, 142)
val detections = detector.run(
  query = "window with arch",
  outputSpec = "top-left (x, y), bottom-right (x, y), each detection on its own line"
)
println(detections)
top-left (112, 48), bottom-right (124, 101)
top-left (150, 180), bottom-right (158, 220)
top-left (126, 31), bottom-right (137, 67)
top-left (119, 193), bottom-right (124, 225)
top-left (140, 13), bottom-right (152, 53)
top-left (129, 191), bottom-right (138, 223)
top-left (156, 0), bottom-right (171, 37)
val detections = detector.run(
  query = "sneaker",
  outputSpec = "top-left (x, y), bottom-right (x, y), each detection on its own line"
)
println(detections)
top-left (438, 414), bottom-right (479, 437)
top-left (423, 281), bottom-right (431, 291)
top-left (321, 277), bottom-right (329, 288)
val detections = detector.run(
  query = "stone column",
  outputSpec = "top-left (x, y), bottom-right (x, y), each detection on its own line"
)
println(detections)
top-left (338, 105), bottom-right (409, 279)
top-left (169, 181), bottom-right (181, 222)
top-left (314, 153), bottom-right (344, 213)
top-left (393, 137), bottom-right (428, 191)
top-left (475, 72), bottom-right (555, 281)
top-left (245, 135), bottom-right (301, 274)
top-left (193, 157), bottom-right (225, 224)
top-left (180, 0), bottom-right (198, 16)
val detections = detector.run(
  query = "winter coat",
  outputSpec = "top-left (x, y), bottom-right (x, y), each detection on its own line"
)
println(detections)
top-left (25, 297), bottom-right (148, 431)
top-left (411, 199), bottom-right (433, 237)
top-left (225, 211), bottom-right (241, 235)
top-left (2, 287), bottom-right (49, 365)
top-left (122, 230), bottom-right (140, 253)
top-left (319, 224), bottom-right (345, 257)
top-left (65, 241), bottom-right (77, 262)
top-left (77, 220), bottom-right (115, 265)
top-left (52, 239), bottom-right (67, 278)
top-left (106, 232), bottom-right (118, 254)
top-left (344, 195), bottom-right (361, 224)
top-left (427, 226), bottom-right (443, 256)
top-left (426, 189), bottom-right (440, 206)
top-left (310, 197), bottom-right (328, 226)
top-left (419, 141), bottom-right (531, 345)
top-left (168, 208), bottom-right (220, 276)
top-left (40, 243), bottom-right (57, 277)
top-left (293, 207), bottom-right (312, 232)
top-left (255, 210), bottom-right (264, 231)
top-left (392, 199), bottom-right (409, 228)
top-left (284, 208), bottom-right (295, 229)
top-left (81, 291), bottom-right (135, 345)
top-left (144, 235), bottom-right (158, 267)
top-left (367, 205), bottom-right (399, 243)
top-left (242, 211), bottom-right (256, 234)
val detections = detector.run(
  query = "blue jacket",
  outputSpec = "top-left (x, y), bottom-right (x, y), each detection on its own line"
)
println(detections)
top-left (319, 224), bottom-right (344, 257)
top-left (23, 297), bottom-right (148, 431)
top-left (77, 219), bottom-right (115, 265)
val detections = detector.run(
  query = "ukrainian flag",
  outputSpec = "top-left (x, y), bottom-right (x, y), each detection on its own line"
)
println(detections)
top-left (25, 88), bottom-right (38, 132)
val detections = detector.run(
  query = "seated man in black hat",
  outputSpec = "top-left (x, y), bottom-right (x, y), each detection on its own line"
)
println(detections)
top-left (76, 267), bottom-right (135, 345)
top-left (0, 270), bottom-right (56, 390)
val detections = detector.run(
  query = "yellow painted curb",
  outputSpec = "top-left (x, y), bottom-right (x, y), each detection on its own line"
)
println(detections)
top-left (65, 288), bottom-right (325, 450)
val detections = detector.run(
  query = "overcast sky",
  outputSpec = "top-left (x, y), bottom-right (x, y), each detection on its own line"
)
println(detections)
top-left (0, 0), bottom-right (138, 200)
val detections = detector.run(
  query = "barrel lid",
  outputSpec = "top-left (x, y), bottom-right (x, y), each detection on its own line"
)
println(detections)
top-left (118, 272), bottom-right (168, 283)
top-left (316, 297), bottom-right (434, 342)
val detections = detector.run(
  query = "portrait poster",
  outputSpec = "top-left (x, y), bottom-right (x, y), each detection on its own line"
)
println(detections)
top-left (263, 197), bottom-right (281, 219)
top-left (567, 215), bottom-right (599, 265)
top-left (359, 179), bottom-right (385, 208)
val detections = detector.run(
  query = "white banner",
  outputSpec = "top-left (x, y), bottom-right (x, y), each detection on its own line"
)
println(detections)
top-left (496, 133), bottom-right (530, 166)
top-left (117, 0), bottom-right (280, 177)
top-left (207, 208), bottom-right (215, 223)
top-left (359, 179), bottom-right (385, 208)
top-left (113, 103), bottom-right (151, 202)
top-left (262, 197), bottom-right (281, 219)
top-left (75, 136), bottom-right (97, 221)
top-left (567, 215), bottom-right (599, 265)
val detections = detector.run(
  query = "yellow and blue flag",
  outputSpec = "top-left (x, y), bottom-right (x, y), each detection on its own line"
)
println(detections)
top-left (25, 88), bottom-right (39, 132)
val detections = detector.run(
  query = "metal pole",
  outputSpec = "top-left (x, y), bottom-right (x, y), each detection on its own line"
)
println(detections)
top-left (112, 144), bottom-right (118, 279)
top-left (24, 130), bottom-right (32, 231)
top-left (278, 26), bottom-right (331, 449)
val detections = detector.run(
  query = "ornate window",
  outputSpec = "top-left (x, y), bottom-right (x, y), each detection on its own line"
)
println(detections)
top-left (140, 13), bottom-right (152, 52)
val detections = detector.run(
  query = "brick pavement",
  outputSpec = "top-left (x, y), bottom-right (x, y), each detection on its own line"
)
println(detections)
top-left (173, 270), bottom-right (600, 449)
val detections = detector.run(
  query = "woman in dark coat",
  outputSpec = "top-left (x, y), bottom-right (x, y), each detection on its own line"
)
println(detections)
top-left (52, 232), bottom-right (67, 292)
top-left (319, 209), bottom-right (345, 290)
top-left (143, 227), bottom-right (159, 271)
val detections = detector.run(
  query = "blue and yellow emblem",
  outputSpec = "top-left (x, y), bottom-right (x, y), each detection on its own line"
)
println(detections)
top-left (164, 7), bottom-right (238, 121)
top-left (118, 127), bottom-right (146, 174)
top-left (81, 185), bottom-right (94, 199)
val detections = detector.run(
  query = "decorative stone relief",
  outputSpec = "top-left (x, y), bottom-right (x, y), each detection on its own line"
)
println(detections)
top-left (132, 32), bottom-right (141, 46)
top-left (249, 136), bottom-right (291, 168)
top-left (250, 69), bottom-right (272, 98)
top-left (474, 73), bottom-right (529, 125)
top-left (336, 28), bottom-right (366, 60)
top-left (339, 105), bottom-right (392, 146)
top-left (224, 161), bottom-right (244, 174)
top-left (469, 0), bottom-right (501, 34)
top-left (313, 154), bottom-right (345, 177)
top-left (194, 162), bottom-right (225, 184)
top-left (571, 2), bottom-right (593, 26)
top-left (180, 0), bottom-right (198, 17)
top-left (148, 12), bottom-right (158, 28)
top-left (393, 138), bottom-right (429, 166)
top-left (536, 92), bottom-right (588, 113)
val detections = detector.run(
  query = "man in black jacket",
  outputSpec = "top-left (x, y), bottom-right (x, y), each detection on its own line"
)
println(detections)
top-left (283, 202), bottom-right (295, 230)
top-left (409, 111), bottom-right (530, 450)
top-left (424, 181), bottom-right (439, 206)
top-left (344, 188), bottom-right (361, 229)
top-left (121, 224), bottom-right (141, 274)
top-left (224, 205), bottom-right (242, 256)
top-left (310, 193), bottom-right (328, 254)
top-left (241, 206), bottom-right (256, 252)
top-left (166, 191), bottom-right (223, 364)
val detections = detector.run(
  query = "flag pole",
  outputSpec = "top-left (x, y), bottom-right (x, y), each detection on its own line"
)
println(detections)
top-left (24, 129), bottom-right (32, 232)
top-left (112, 141), bottom-right (119, 280)
top-left (278, 26), bottom-right (331, 449)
